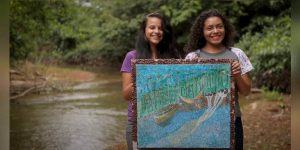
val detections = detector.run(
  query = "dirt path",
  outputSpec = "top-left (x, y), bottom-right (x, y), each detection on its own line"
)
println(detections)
top-left (241, 94), bottom-right (291, 149)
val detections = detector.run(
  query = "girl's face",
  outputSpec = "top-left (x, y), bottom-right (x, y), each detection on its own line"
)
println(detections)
top-left (145, 17), bottom-right (163, 46)
top-left (203, 16), bottom-right (225, 47)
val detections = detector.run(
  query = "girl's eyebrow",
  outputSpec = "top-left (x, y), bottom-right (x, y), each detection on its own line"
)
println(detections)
top-left (208, 23), bottom-right (223, 25)
top-left (206, 23), bottom-right (224, 27)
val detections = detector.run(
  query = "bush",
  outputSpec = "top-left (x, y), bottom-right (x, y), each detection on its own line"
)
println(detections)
top-left (236, 16), bottom-right (291, 93)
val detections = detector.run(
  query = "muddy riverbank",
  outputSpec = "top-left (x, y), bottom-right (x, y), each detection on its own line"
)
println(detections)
top-left (10, 61), bottom-right (97, 100)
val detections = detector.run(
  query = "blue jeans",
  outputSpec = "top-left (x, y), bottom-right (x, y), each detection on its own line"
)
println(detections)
top-left (235, 117), bottom-right (244, 150)
top-left (126, 120), bottom-right (135, 150)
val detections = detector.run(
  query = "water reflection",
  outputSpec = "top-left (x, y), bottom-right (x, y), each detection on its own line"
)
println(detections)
top-left (10, 70), bottom-right (127, 150)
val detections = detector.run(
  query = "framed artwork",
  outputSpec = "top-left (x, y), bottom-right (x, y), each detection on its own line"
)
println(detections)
top-left (132, 59), bottom-right (235, 149)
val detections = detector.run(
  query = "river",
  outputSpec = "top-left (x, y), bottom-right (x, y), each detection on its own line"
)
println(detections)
top-left (10, 67), bottom-right (127, 150)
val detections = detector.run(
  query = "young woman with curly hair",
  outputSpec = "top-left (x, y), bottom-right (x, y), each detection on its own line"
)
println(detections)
top-left (184, 9), bottom-right (254, 150)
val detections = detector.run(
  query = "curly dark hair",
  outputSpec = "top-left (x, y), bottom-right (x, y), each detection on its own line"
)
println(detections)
top-left (135, 12), bottom-right (180, 59)
top-left (184, 9), bottom-right (236, 54)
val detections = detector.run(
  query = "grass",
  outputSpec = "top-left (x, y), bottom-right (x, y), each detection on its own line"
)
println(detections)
top-left (261, 87), bottom-right (284, 101)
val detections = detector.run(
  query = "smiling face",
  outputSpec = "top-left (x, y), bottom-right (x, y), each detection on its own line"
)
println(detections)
top-left (145, 17), bottom-right (163, 47)
top-left (203, 16), bottom-right (225, 47)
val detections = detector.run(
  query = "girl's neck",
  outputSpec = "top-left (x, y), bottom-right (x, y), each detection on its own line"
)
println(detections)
top-left (150, 44), bottom-right (158, 59)
top-left (202, 44), bottom-right (226, 54)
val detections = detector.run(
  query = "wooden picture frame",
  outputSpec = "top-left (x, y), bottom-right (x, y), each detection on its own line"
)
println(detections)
top-left (131, 59), bottom-right (235, 149)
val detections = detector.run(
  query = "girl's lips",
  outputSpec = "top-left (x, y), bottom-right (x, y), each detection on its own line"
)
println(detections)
top-left (151, 34), bottom-right (161, 38)
top-left (210, 35), bottom-right (222, 41)
top-left (151, 35), bottom-right (162, 40)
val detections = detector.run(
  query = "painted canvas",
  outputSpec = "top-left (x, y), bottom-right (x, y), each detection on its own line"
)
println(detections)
top-left (132, 59), bottom-right (235, 149)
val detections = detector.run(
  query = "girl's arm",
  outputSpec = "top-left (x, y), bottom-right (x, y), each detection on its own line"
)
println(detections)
top-left (232, 61), bottom-right (252, 96)
top-left (122, 72), bottom-right (134, 101)
top-left (235, 74), bottom-right (252, 96)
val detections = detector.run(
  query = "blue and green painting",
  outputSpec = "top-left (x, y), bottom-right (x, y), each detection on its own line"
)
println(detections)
top-left (135, 63), bottom-right (231, 148)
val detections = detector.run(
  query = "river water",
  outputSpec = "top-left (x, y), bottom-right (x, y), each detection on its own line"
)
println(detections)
top-left (10, 67), bottom-right (128, 150)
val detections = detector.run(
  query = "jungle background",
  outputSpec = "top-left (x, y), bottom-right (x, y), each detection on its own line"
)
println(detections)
top-left (10, 0), bottom-right (290, 149)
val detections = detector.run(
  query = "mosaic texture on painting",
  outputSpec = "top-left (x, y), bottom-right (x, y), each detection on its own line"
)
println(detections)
top-left (134, 60), bottom-right (234, 149)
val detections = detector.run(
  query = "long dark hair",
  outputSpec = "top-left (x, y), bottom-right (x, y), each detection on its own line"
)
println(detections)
top-left (135, 13), bottom-right (180, 59)
top-left (184, 9), bottom-right (236, 53)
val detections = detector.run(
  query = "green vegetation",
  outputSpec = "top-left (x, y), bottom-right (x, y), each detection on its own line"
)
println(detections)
top-left (236, 6), bottom-right (291, 93)
top-left (261, 87), bottom-right (284, 101)
top-left (10, 0), bottom-right (290, 93)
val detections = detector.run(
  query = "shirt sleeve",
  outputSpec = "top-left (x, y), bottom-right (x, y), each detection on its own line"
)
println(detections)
top-left (231, 47), bottom-right (254, 75)
top-left (120, 51), bottom-right (135, 73)
top-left (185, 52), bottom-right (199, 60)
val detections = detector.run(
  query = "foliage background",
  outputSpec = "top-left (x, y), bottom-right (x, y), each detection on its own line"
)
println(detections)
top-left (10, 0), bottom-right (291, 93)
